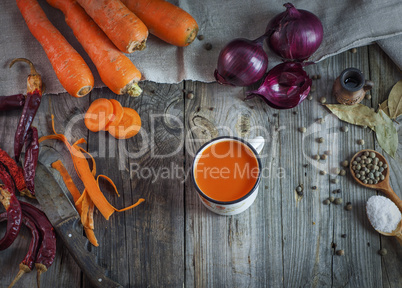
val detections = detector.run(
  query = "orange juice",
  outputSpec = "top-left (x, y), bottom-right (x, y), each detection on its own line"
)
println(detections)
top-left (194, 140), bottom-right (259, 202)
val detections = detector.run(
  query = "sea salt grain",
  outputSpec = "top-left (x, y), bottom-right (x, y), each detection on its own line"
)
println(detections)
top-left (366, 196), bottom-right (401, 233)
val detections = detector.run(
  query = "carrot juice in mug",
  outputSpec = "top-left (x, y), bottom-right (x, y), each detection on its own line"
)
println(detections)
top-left (191, 136), bottom-right (263, 215)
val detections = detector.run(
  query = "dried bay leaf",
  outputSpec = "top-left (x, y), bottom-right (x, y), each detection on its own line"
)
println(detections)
top-left (378, 99), bottom-right (390, 118)
top-left (324, 104), bottom-right (384, 130)
top-left (375, 110), bottom-right (398, 158)
top-left (388, 80), bottom-right (402, 119)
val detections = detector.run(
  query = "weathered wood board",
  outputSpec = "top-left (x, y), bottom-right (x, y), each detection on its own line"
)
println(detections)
top-left (0, 45), bottom-right (401, 288)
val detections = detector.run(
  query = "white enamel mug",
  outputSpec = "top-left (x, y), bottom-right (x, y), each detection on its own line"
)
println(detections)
top-left (191, 136), bottom-right (264, 216)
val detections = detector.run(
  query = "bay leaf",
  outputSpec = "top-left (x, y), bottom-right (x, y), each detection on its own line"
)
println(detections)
top-left (375, 110), bottom-right (398, 158)
top-left (388, 80), bottom-right (402, 119)
top-left (378, 99), bottom-right (390, 118)
top-left (324, 104), bottom-right (384, 130)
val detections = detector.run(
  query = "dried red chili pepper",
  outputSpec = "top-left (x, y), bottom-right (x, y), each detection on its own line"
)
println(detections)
top-left (9, 58), bottom-right (43, 163)
top-left (0, 165), bottom-right (22, 250)
top-left (23, 126), bottom-right (39, 196)
top-left (0, 147), bottom-right (29, 196)
top-left (20, 201), bottom-right (56, 287)
top-left (0, 94), bottom-right (25, 111)
top-left (0, 211), bottom-right (41, 288)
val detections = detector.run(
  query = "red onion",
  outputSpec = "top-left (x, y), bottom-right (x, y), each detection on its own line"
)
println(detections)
top-left (266, 3), bottom-right (323, 61)
top-left (214, 35), bottom-right (268, 86)
top-left (245, 62), bottom-right (312, 109)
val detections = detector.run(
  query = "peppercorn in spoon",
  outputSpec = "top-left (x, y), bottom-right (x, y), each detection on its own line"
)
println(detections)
top-left (350, 149), bottom-right (402, 212)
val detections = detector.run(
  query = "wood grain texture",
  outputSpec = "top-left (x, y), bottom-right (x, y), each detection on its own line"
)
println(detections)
top-left (0, 92), bottom-right (84, 288)
top-left (368, 44), bottom-right (402, 288)
top-left (81, 82), bottom-right (186, 287)
top-left (184, 82), bottom-right (284, 287)
top-left (0, 45), bottom-right (401, 288)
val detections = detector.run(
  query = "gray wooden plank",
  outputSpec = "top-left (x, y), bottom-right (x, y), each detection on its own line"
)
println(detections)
top-left (184, 81), bottom-right (284, 287)
top-left (325, 46), bottom-right (382, 288)
top-left (0, 92), bottom-right (84, 288)
top-left (125, 82), bottom-right (186, 287)
top-left (82, 82), bottom-right (185, 287)
top-left (368, 44), bottom-right (402, 288)
top-left (37, 92), bottom-right (89, 288)
top-left (1, 44), bottom-right (401, 288)
top-left (81, 88), bottom-right (132, 287)
top-left (278, 60), bottom-right (333, 287)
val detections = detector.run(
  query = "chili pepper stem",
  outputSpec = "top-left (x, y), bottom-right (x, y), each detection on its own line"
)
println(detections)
top-left (8, 263), bottom-right (31, 288)
top-left (10, 58), bottom-right (42, 163)
top-left (35, 263), bottom-right (47, 288)
top-left (9, 58), bottom-right (39, 76)
top-left (20, 188), bottom-right (36, 199)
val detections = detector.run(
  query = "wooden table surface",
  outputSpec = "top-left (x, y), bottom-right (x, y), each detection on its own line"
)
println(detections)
top-left (0, 44), bottom-right (401, 288)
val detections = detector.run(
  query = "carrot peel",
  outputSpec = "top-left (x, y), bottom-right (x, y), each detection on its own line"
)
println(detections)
top-left (51, 160), bottom-right (81, 204)
top-left (97, 175), bottom-right (120, 197)
top-left (40, 115), bottom-right (145, 220)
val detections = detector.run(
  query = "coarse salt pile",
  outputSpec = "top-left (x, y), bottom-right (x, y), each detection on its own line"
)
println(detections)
top-left (366, 195), bottom-right (401, 233)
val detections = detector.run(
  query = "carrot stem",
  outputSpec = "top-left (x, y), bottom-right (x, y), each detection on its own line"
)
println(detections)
top-left (46, 0), bottom-right (143, 96)
top-left (74, 0), bottom-right (148, 53)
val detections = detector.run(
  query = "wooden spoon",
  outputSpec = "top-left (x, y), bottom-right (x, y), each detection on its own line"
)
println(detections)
top-left (367, 214), bottom-right (402, 246)
top-left (350, 149), bottom-right (402, 212)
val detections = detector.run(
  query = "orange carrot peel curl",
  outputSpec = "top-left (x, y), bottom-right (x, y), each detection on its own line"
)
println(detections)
top-left (40, 115), bottom-right (145, 223)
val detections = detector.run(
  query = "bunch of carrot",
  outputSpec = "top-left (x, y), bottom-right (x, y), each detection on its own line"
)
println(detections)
top-left (85, 98), bottom-right (141, 139)
top-left (16, 0), bottom-right (199, 97)
top-left (40, 116), bottom-right (145, 247)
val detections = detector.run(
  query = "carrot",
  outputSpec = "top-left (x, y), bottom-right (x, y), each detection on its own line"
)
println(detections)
top-left (105, 99), bottom-right (124, 131)
top-left (16, 0), bottom-right (94, 97)
top-left (84, 226), bottom-right (98, 247)
top-left (84, 98), bottom-right (114, 132)
top-left (121, 0), bottom-right (198, 47)
top-left (51, 160), bottom-right (98, 246)
top-left (75, 0), bottom-right (148, 53)
top-left (46, 0), bottom-right (143, 97)
top-left (81, 190), bottom-right (98, 246)
top-left (39, 115), bottom-right (145, 220)
top-left (108, 107), bottom-right (141, 139)
top-left (51, 160), bottom-right (81, 204)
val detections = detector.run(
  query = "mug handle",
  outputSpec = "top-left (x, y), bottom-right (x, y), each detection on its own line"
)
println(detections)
top-left (363, 80), bottom-right (374, 91)
top-left (248, 136), bottom-right (265, 154)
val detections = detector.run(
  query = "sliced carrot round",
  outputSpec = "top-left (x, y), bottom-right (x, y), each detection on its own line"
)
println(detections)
top-left (105, 99), bottom-right (124, 131)
top-left (108, 107), bottom-right (141, 139)
top-left (84, 98), bottom-right (114, 132)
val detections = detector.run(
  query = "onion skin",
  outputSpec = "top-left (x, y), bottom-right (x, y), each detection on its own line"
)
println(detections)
top-left (214, 37), bottom-right (268, 87)
top-left (266, 3), bottom-right (323, 61)
top-left (245, 62), bottom-right (312, 110)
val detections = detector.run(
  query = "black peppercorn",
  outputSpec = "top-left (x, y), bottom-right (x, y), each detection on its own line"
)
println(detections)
top-left (378, 249), bottom-right (387, 256)
top-left (336, 250), bottom-right (345, 256)
top-left (204, 43), bottom-right (212, 50)
top-left (334, 198), bottom-right (343, 205)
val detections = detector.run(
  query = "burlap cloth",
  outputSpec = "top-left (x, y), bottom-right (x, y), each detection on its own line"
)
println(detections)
top-left (1, 0), bottom-right (401, 96)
